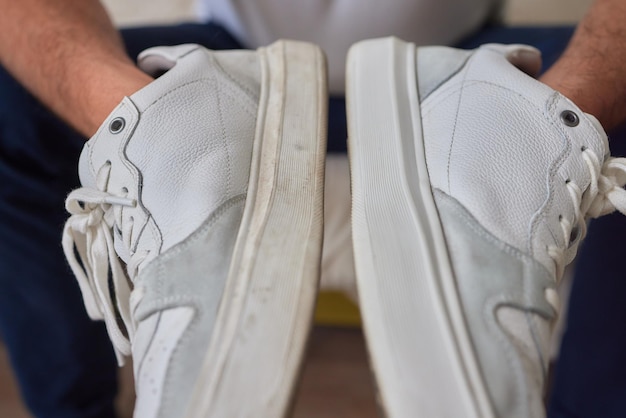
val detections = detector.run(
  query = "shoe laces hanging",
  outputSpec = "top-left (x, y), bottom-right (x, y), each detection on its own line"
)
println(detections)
top-left (62, 162), bottom-right (147, 365)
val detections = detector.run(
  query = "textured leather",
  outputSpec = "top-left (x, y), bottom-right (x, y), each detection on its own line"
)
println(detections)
top-left (421, 44), bottom-right (608, 276)
top-left (79, 44), bottom-right (259, 263)
top-left (419, 44), bottom-right (610, 417)
top-left (78, 98), bottom-right (161, 267)
top-left (76, 44), bottom-right (261, 418)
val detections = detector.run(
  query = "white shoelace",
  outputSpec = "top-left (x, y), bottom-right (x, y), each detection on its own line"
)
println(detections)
top-left (62, 162), bottom-right (146, 365)
top-left (548, 149), bottom-right (626, 278)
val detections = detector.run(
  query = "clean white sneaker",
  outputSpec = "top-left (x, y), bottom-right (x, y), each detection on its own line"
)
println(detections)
top-left (347, 37), bottom-right (626, 418)
top-left (62, 41), bottom-right (327, 418)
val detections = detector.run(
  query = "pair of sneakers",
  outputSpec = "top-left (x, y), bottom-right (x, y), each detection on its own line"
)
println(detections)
top-left (62, 38), bottom-right (626, 417)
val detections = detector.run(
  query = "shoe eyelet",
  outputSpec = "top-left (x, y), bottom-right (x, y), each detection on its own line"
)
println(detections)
top-left (109, 117), bottom-right (126, 134)
top-left (560, 110), bottom-right (579, 127)
top-left (569, 224), bottom-right (581, 246)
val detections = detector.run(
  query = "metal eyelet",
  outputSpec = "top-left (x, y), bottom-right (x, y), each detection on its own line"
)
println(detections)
top-left (109, 117), bottom-right (126, 134)
top-left (560, 110), bottom-right (579, 127)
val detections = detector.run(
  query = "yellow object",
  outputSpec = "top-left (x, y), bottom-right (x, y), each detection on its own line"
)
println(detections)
top-left (314, 291), bottom-right (361, 327)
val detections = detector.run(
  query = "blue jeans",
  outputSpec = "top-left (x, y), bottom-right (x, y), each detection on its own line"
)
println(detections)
top-left (0, 21), bottom-right (621, 417)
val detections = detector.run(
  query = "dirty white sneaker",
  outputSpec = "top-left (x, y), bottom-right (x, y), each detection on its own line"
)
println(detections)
top-left (62, 41), bottom-right (327, 418)
top-left (347, 37), bottom-right (626, 418)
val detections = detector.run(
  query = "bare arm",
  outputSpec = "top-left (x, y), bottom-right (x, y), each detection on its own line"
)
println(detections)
top-left (0, 0), bottom-right (153, 136)
top-left (541, 0), bottom-right (626, 131)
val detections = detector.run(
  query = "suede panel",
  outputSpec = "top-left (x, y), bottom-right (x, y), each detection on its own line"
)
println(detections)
top-left (133, 195), bottom-right (245, 418)
top-left (434, 189), bottom-right (556, 418)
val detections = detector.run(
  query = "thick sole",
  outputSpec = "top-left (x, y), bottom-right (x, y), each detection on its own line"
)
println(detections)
top-left (346, 37), bottom-right (493, 418)
top-left (184, 40), bottom-right (327, 418)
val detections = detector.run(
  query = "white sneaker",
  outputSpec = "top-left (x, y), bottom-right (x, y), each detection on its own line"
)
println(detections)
top-left (347, 37), bottom-right (626, 418)
top-left (62, 41), bottom-right (327, 418)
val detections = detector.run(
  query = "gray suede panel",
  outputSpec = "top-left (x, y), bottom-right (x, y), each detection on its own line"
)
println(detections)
top-left (433, 189), bottom-right (556, 418)
top-left (133, 195), bottom-right (246, 418)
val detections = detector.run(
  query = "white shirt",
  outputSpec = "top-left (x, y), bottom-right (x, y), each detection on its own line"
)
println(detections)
top-left (196, 0), bottom-right (498, 93)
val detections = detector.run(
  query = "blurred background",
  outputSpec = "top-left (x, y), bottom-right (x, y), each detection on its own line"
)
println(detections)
top-left (98, 0), bottom-right (594, 27)
top-left (0, 0), bottom-right (595, 417)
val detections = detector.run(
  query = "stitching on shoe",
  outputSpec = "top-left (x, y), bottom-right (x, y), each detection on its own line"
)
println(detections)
top-left (434, 188), bottom-right (532, 260)
top-left (446, 54), bottom-right (474, 194)
top-left (210, 52), bottom-right (258, 102)
top-left (215, 81), bottom-right (232, 201)
top-left (527, 93), bottom-right (573, 259)
top-left (138, 77), bottom-right (257, 119)
top-left (433, 189), bottom-right (555, 312)
top-left (423, 80), bottom-right (542, 119)
top-left (435, 190), bottom-right (550, 416)
top-left (134, 311), bottom-right (162, 388)
top-left (482, 292), bottom-right (527, 416)
top-left (136, 193), bottom-right (247, 309)
top-left (141, 78), bottom-right (215, 112)
top-left (435, 190), bottom-right (546, 416)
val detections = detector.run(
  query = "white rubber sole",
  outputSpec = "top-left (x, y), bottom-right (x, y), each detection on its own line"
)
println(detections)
top-left (184, 40), bottom-right (327, 418)
top-left (346, 37), bottom-right (494, 418)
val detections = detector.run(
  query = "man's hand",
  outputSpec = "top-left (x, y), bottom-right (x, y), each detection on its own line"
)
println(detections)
top-left (540, 0), bottom-right (626, 131)
top-left (0, 0), bottom-right (153, 136)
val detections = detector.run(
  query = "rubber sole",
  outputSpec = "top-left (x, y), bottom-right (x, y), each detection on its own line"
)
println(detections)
top-left (346, 37), bottom-right (493, 418)
top-left (184, 40), bottom-right (327, 418)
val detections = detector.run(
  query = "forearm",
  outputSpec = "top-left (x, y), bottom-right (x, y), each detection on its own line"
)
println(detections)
top-left (540, 0), bottom-right (626, 131)
top-left (0, 0), bottom-right (152, 136)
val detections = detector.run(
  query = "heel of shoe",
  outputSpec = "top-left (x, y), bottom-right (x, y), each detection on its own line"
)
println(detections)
top-left (185, 40), bottom-right (327, 418)
top-left (347, 37), bottom-right (493, 418)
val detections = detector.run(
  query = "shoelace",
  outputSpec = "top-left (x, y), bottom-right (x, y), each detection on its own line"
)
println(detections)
top-left (62, 162), bottom-right (146, 365)
top-left (547, 149), bottom-right (626, 278)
